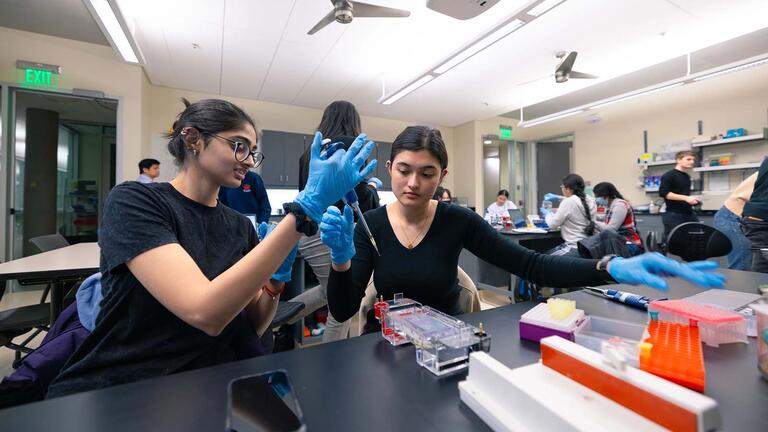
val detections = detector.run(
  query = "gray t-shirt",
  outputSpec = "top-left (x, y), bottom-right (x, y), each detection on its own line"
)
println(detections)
top-left (48, 182), bottom-right (261, 397)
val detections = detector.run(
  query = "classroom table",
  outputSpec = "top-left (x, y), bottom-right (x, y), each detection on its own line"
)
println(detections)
top-left (0, 243), bottom-right (100, 321)
top-left (1, 269), bottom-right (766, 431)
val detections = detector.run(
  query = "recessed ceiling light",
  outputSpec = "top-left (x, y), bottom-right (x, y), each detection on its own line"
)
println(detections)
top-left (84, 0), bottom-right (141, 64)
top-left (484, 140), bottom-right (493, 144)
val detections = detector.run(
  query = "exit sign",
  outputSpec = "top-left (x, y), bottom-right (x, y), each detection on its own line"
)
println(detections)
top-left (24, 68), bottom-right (53, 86)
top-left (499, 126), bottom-right (512, 139)
top-left (16, 60), bottom-right (61, 89)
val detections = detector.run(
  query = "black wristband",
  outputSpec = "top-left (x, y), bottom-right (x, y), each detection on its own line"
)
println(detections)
top-left (283, 202), bottom-right (318, 236)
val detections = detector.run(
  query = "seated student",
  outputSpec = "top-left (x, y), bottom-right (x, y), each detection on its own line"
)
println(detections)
top-left (485, 189), bottom-right (516, 221)
top-left (46, 98), bottom-right (376, 397)
top-left (541, 174), bottom-right (597, 256)
top-left (320, 126), bottom-right (724, 334)
top-left (593, 182), bottom-right (644, 256)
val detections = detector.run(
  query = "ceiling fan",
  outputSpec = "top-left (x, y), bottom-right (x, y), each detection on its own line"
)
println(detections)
top-left (308, 0), bottom-right (411, 35)
top-left (555, 51), bottom-right (598, 83)
top-left (516, 51), bottom-right (599, 86)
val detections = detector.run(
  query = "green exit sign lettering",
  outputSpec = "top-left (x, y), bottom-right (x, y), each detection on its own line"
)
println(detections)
top-left (499, 127), bottom-right (512, 139)
top-left (25, 69), bottom-right (53, 86)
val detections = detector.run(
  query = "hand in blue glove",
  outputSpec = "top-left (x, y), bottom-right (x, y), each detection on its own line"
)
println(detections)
top-left (543, 193), bottom-right (564, 202)
top-left (367, 177), bottom-right (383, 189)
top-left (540, 207), bottom-right (551, 218)
top-left (295, 132), bottom-right (377, 222)
top-left (319, 206), bottom-right (356, 265)
top-left (607, 252), bottom-right (726, 290)
top-left (258, 222), bottom-right (299, 282)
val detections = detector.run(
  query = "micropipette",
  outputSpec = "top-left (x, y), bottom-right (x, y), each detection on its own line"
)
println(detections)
top-left (319, 139), bottom-right (380, 255)
top-left (584, 287), bottom-right (665, 311)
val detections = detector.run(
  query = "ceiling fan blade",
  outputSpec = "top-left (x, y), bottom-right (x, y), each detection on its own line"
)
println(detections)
top-left (352, 1), bottom-right (411, 18)
top-left (308, 9), bottom-right (338, 35)
top-left (569, 71), bottom-right (598, 79)
top-left (557, 51), bottom-right (578, 74)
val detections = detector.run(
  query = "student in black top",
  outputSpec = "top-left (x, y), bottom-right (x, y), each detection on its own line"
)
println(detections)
top-left (320, 126), bottom-right (725, 333)
top-left (291, 101), bottom-right (380, 342)
top-left (47, 98), bottom-right (376, 397)
top-left (659, 150), bottom-right (699, 238)
top-left (740, 157), bottom-right (768, 272)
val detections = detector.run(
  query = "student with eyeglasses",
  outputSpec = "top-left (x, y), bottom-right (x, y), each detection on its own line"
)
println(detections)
top-left (47, 98), bottom-right (376, 397)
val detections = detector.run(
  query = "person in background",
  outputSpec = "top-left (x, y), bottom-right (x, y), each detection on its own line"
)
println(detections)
top-left (291, 100), bottom-right (379, 342)
top-left (434, 186), bottom-right (453, 203)
top-left (137, 158), bottom-right (160, 183)
top-left (740, 158), bottom-right (768, 272)
top-left (485, 189), bottom-right (515, 221)
top-left (593, 182), bottom-right (644, 256)
top-left (659, 150), bottom-right (699, 239)
top-left (218, 170), bottom-right (272, 224)
top-left (713, 172), bottom-right (757, 270)
top-left (320, 125), bottom-right (724, 335)
top-left (46, 98), bottom-right (375, 397)
top-left (541, 174), bottom-right (598, 256)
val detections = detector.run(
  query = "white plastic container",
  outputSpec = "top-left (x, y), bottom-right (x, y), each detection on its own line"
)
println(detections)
top-left (574, 316), bottom-right (647, 367)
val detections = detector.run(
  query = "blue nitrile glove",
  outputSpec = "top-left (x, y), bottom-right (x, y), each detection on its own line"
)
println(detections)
top-left (258, 222), bottom-right (299, 282)
top-left (295, 132), bottom-right (377, 222)
top-left (367, 177), bottom-right (383, 189)
top-left (319, 206), bottom-right (356, 265)
top-left (543, 193), bottom-right (564, 202)
top-left (607, 252), bottom-right (726, 291)
top-left (540, 207), bottom-right (551, 218)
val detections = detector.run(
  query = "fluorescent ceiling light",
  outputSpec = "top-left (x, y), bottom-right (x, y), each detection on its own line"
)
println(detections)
top-left (380, 75), bottom-right (435, 105)
top-left (519, 109), bottom-right (584, 128)
top-left (528, 0), bottom-right (565, 17)
top-left (433, 19), bottom-right (524, 74)
top-left (85, 0), bottom-right (140, 63)
top-left (382, 0), bottom-right (569, 105)
top-left (693, 57), bottom-right (768, 82)
top-left (483, 139), bottom-right (493, 144)
top-left (589, 82), bottom-right (684, 110)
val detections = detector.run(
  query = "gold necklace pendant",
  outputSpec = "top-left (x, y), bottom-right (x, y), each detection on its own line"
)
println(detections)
top-left (407, 243), bottom-right (413, 250)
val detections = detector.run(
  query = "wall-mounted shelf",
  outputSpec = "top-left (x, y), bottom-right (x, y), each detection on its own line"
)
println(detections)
top-left (639, 160), bottom-right (676, 167)
top-left (693, 162), bottom-right (761, 172)
top-left (692, 132), bottom-right (765, 148)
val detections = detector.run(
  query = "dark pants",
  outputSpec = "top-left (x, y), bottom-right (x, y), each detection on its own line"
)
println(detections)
top-left (741, 217), bottom-right (768, 273)
top-left (662, 211), bottom-right (699, 241)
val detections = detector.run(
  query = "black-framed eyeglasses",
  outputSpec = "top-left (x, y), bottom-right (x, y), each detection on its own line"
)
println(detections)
top-left (203, 132), bottom-right (265, 168)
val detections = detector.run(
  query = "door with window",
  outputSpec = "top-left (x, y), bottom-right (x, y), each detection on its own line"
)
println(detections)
top-left (6, 89), bottom-right (117, 259)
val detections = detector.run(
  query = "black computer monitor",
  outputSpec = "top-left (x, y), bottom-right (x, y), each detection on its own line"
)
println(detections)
top-left (508, 209), bottom-right (526, 228)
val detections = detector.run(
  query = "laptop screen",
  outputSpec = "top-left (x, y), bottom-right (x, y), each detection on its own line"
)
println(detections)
top-left (508, 209), bottom-right (527, 228)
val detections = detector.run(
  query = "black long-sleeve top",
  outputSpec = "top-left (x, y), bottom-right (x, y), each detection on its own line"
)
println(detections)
top-left (327, 202), bottom-right (613, 330)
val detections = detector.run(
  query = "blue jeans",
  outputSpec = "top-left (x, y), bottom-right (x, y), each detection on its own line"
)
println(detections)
top-left (714, 206), bottom-right (752, 270)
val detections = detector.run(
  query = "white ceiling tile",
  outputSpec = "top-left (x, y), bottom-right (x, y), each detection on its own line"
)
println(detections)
top-left (112, 0), bottom-right (768, 125)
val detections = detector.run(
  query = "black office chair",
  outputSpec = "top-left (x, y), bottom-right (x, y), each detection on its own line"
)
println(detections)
top-left (645, 231), bottom-right (667, 254)
top-left (0, 234), bottom-right (71, 366)
top-left (667, 222), bottom-right (732, 262)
